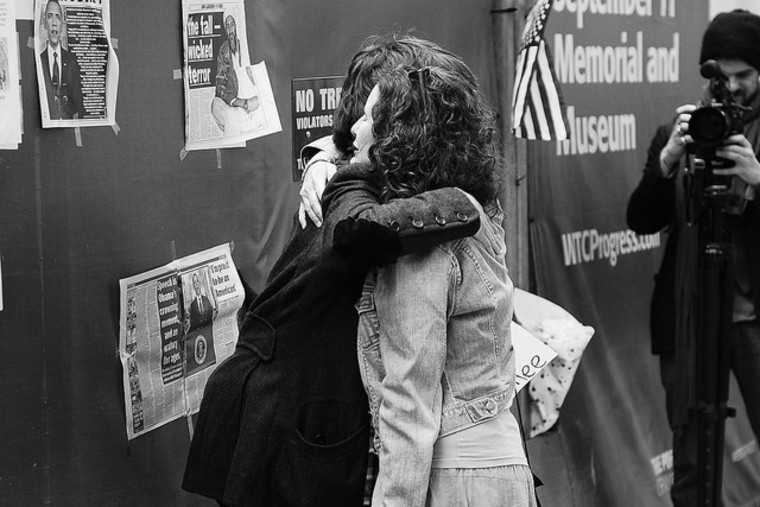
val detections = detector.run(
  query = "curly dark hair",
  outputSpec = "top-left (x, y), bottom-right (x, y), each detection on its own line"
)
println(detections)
top-left (332, 34), bottom-right (467, 154)
top-left (368, 65), bottom-right (501, 205)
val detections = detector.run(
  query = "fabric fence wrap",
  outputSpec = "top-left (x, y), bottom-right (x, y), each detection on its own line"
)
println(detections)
top-left (524, 2), bottom-right (760, 505)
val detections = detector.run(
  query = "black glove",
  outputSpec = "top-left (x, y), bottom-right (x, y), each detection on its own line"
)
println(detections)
top-left (333, 217), bottom-right (402, 270)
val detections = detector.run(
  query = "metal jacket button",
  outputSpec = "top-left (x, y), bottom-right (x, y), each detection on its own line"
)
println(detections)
top-left (456, 212), bottom-right (469, 222)
top-left (435, 215), bottom-right (447, 226)
top-left (388, 220), bottom-right (401, 232)
top-left (412, 219), bottom-right (424, 228)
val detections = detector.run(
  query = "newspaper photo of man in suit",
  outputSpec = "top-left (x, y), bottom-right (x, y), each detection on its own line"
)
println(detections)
top-left (183, 270), bottom-right (217, 376)
top-left (39, 0), bottom-right (84, 120)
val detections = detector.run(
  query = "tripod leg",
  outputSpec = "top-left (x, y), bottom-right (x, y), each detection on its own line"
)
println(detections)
top-left (695, 243), bottom-right (733, 506)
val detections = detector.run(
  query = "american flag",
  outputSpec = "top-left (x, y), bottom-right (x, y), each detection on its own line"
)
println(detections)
top-left (511, 0), bottom-right (569, 140)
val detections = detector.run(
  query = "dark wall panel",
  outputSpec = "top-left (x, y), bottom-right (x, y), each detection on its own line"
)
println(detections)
top-left (0, 2), bottom-right (496, 505)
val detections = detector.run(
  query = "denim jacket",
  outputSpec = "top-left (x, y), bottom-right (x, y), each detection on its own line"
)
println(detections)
top-left (356, 200), bottom-right (515, 506)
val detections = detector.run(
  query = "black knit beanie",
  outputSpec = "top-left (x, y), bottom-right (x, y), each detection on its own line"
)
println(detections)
top-left (700, 9), bottom-right (760, 72)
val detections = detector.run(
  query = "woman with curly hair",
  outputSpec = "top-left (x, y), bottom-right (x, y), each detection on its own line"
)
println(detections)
top-left (298, 34), bottom-right (478, 228)
top-left (342, 63), bottom-right (537, 506)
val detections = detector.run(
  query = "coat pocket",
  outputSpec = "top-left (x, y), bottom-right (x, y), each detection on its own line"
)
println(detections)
top-left (273, 397), bottom-right (369, 506)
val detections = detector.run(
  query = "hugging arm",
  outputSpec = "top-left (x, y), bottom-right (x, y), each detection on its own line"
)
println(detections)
top-left (298, 136), bottom-right (343, 228)
top-left (321, 163), bottom-right (480, 268)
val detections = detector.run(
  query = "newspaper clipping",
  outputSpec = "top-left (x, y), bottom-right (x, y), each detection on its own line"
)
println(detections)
top-left (182, 0), bottom-right (281, 151)
top-left (0, 0), bottom-right (22, 148)
top-left (118, 243), bottom-right (245, 440)
top-left (34, 0), bottom-right (119, 128)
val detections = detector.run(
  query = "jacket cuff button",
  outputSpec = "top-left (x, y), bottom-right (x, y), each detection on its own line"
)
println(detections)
top-left (412, 219), bottom-right (424, 228)
top-left (456, 212), bottom-right (469, 222)
top-left (435, 215), bottom-right (447, 226)
top-left (388, 220), bottom-right (401, 232)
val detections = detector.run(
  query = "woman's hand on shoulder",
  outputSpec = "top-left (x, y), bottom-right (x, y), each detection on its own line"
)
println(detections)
top-left (298, 159), bottom-right (338, 229)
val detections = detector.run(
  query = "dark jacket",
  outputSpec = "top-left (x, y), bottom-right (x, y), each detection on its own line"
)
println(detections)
top-left (189, 294), bottom-right (214, 329)
top-left (182, 164), bottom-right (480, 506)
top-left (39, 45), bottom-right (84, 120)
top-left (627, 124), bottom-right (680, 355)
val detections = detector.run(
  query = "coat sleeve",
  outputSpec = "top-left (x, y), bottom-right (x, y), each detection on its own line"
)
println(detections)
top-left (323, 163), bottom-right (480, 267)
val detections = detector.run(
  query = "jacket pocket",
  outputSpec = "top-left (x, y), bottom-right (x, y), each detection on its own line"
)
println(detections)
top-left (295, 397), bottom-right (368, 452)
top-left (273, 397), bottom-right (369, 506)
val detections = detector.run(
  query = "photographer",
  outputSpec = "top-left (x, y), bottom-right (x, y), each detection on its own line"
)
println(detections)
top-left (627, 9), bottom-right (760, 506)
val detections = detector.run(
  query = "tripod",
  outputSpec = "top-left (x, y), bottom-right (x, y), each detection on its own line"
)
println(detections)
top-left (688, 153), bottom-right (736, 506)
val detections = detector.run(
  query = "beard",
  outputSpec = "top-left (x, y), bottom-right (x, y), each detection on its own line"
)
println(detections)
top-left (737, 88), bottom-right (758, 107)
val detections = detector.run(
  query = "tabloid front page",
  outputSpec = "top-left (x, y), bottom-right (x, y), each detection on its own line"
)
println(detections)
top-left (34, 0), bottom-right (119, 128)
top-left (182, 0), bottom-right (281, 151)
top-left (118, 243), bottom-right (244, 440)
top-left (0, 0), bottom-right (22, 148)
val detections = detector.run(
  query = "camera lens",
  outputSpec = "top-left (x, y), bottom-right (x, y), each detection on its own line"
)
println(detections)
top-left (689, 107), bottom-right (729, 147)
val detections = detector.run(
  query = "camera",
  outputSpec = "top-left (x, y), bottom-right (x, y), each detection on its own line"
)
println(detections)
top-left (688, 60), bottom-right (745, 151)
top-left (687, 60), bottom-right (752, 215)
